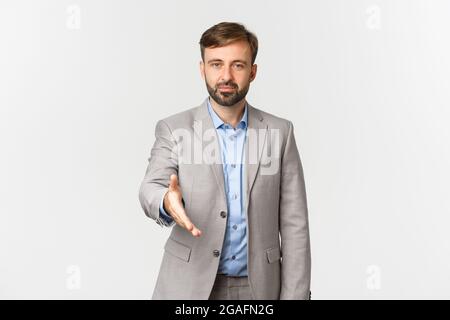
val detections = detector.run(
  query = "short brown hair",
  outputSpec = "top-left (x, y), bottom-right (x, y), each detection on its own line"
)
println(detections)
top-left (199, 22), bottom-right (258, 64)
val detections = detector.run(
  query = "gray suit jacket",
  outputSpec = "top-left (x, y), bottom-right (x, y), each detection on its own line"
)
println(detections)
top-left (139, 98), bottom-right (311, 299)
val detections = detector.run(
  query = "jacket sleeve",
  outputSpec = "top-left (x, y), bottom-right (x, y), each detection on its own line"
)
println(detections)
top-left (139, 119), bottom-right (179, 227)
top-left (279, 121), bottom-right (312, 299)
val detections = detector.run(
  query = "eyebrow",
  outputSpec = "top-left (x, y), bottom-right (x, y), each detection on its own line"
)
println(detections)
top-left (207, 59), bottom-right (248, 65)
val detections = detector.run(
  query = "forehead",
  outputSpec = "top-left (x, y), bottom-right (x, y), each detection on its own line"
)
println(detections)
top-left (204, 40), bottom-right (252, 62)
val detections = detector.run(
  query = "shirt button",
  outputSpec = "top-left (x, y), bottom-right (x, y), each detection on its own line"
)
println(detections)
top-left (231, 194), bottom-right (238, 200)
top-left (231, 164), bottom-right (236, 168)
top-left (232, 224), bottom-right (237, 230)
top-left (220, 211), bottom-right (227, 218)
top-left (231, 255), bottom-right (236, 260)
top-left (213, 250), bottom-right (220, 257)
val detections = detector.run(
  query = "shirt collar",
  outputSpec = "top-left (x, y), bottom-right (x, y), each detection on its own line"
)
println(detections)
top-left (207, 97), bottom-right (248, 130)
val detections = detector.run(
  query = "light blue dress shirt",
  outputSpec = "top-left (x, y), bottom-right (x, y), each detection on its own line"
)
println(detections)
top-left (159, 98), bottom-right (248, 276)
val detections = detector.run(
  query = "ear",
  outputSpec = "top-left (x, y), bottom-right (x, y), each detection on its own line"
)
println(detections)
top-left (199, 61), bottom-right (205, 80)
top-left (249, 64), bottom-right (257, 82)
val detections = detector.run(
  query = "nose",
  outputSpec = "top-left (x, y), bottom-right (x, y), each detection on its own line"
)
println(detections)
top-left (220, 65), bottom-right (233, 83)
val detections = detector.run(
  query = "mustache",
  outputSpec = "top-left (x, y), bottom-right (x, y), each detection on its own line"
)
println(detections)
top-left (216, 81), bottom-right (238, 89)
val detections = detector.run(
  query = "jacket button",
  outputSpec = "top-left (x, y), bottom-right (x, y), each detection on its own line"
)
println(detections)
top-left (213, 249), bottom-right (220, 257)
top-left (220, 211), bottom-right (227, 218)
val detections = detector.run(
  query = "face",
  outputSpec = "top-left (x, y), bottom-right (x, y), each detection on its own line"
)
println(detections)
top-left (200, 40), bottom-right (257, 107)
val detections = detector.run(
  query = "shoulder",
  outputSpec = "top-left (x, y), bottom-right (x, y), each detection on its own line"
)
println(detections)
top-left (249, 104), bottom-right (293, 132)
top-left (156, 103), bottom-right (202, 132)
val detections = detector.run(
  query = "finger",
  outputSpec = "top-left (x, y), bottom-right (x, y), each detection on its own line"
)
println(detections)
top-left (169, 204), bottom-right (191, 228)
top-left (191, 227), bottom-right (202, 237)
top-left (173, 212), bottom-right (202, 237)
top-left (181, 217), bottom-right (202, 237)
top-left (172, 208), bottom-right (201, 236)
top-left (178, 212), bottom-right (194, 231)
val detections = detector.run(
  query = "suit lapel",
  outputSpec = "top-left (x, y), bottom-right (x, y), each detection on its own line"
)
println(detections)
top-left (244, 102), bottom-right (268, 214)
top-left (192, 98), bottom-right (227, 204)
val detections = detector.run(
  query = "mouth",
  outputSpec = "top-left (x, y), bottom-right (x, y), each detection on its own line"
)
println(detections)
top-left (218, 86), bottom-right (236, 93)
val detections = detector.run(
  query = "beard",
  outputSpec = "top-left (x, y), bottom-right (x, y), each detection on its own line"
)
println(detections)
top-left (206, 79), bottom-right (250, 107)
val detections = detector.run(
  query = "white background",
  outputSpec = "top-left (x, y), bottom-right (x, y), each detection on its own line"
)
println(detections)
top-left (1, 0), bottom-right (449, 299)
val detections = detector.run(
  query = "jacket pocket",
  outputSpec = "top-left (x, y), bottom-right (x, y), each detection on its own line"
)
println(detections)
top-left (266, 247), bottom-right (281, 264)
top-left (164, 237), bottom-right (192, 262)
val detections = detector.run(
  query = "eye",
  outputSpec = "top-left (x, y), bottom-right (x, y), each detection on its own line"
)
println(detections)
top-left (211, 63), bottom-right (221, 68)
top-left (234, 64), bottom-right (244, 70)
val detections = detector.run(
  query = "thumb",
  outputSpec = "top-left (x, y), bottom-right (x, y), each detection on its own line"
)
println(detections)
top-left (168, 174), bottom-right (179, 191)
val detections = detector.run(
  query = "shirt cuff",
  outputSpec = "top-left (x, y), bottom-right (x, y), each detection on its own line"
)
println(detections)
top-left (159, 191), bottom-right (175, 226)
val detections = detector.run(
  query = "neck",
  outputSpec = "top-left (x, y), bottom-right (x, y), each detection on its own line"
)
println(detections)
top-left (209, 97), bottom-right (246, 129)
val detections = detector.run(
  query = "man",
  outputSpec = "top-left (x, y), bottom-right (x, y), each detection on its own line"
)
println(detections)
top-left (139, 22), bottom-right (311, 300)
